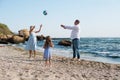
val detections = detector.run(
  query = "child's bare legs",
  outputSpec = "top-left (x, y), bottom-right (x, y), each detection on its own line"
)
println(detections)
top-left (45, 59), bottom-right (51, 67)
top-left (45, 60), bottom-right (49, 66)
top-left (33, 50), bottom-right (36, 59)
top-left (29, 50), bottom-right (32, 58)
top-left (49, 58), bottom-right (51, 67)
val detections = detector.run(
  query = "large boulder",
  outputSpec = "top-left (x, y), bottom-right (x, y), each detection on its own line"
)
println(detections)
top-left (37, 35), bottom-right (46, 41)
top-left (58, 40), bottom-right (71, 46)
top-left (12, 35), bottom-right (24, 44)
top-left (18, 29), bottom-right (29, 40)
top-left (0, 34), bottom-right (13, 44)
top-left (0, 34), bottom-right (8, 40)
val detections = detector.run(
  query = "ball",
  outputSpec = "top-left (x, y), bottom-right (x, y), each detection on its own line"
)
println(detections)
top-left (43, 10), bottom-right (47, 15)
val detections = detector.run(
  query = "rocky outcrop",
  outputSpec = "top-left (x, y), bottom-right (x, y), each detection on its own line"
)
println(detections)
top-left (0, 23), bottom-right (28, 44)
top-left (0, 23), bottom-right (14, 44)
top-left (0, 34), bottom-right (13, 44)
top-left (0, 23), bottom-right (13, 35)
top-left (0, 33), bottom-right (46, 44)
top-left (58, 40), bottom-right (71, 46)
top-left (0, 23), bottom-right (46, 44)
top-left (18, 29), bottom-right (29, 40)
top-left (37, 35), bottom-right (46, 41)
top-left (0, 34), bottom-right (25, 44)
top-left (13, 35), bottom-right (25, 44)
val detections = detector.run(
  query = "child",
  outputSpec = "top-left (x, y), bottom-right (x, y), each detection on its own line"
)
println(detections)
top-left (43, 36), bottom-right (54, 66)
top-left (61, 19), bottom-right (80, 61)
top-left (26, 24), bottom-right (42, 59)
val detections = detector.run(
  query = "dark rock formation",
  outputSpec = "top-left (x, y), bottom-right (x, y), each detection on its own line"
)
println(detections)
top-left (58, 40), bottom-right (71, 46)
top-left (37, 35), bottom-right (46, 41)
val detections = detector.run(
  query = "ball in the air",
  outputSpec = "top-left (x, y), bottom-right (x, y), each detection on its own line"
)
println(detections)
top-left (43, 10), bottom-right (47, 15)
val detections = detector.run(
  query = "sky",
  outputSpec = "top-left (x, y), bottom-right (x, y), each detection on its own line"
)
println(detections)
top-left (0, 0), bottom-right (120, 38)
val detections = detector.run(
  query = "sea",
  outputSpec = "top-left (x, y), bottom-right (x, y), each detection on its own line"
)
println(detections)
top-left (9, 38), bottom-right (120, 64)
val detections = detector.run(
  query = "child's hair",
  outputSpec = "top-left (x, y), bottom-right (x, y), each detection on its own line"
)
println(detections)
top-left (44, 36), bottom-right (53, 48)
top-left (30, 26), bottom-right (35, 32)
top-left (75, 19), bottom-right (80, 24)
top-left (30, 26), bottom-right (33, 29)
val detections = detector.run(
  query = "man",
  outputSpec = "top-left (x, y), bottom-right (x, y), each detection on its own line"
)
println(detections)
top-left (61, 19), bottom-right (80, 60)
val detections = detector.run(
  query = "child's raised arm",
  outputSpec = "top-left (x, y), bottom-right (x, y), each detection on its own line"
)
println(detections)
top-left (35, 24), bottom-right (42, 33)
top-left (29, 26), bottom-right (35, 33)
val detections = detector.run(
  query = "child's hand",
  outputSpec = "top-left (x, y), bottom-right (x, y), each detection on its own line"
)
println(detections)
top-left (40, 24), bottom-right (42, 28)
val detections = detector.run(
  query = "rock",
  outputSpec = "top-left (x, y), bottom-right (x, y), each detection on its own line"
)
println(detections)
top-left (0, 23), bottom-right (14, 44)
top-left (0, 23), bottom-right (46, 44)
top-left (0, 34), bottom-right (25, 44)
top-left (0, 34), bottom-right (8, 40)
top-left (0, 40), bottom-right (8, 44)
top-left (12, 35), bottom-right (25, 44)
top-left (18, 29), bottom-right (29, 40)
top-left (58, 40), bottom-right (71, 46)
top-left (0, 34), bottom-right (11, 44)
top-left (0, 23), bottom-right (13, 35)
top-left (37, 35), bottom-right (46, 41)
top-left (6, 35), bottom-right (13, 39)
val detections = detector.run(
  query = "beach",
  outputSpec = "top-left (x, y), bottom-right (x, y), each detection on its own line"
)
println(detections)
top-left (0, 46), bottom-right (120, 80)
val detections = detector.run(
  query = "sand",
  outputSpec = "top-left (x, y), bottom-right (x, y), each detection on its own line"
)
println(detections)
top-left (0, 46), bottom-right (120, 80)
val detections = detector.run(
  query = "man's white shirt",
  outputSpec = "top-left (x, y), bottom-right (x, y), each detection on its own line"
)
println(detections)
top-left (65, 25), bottom-right (80, 40)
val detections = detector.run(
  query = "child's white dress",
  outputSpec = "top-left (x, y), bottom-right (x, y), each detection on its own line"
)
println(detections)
top-left (26, 32), bottom-right (37, 50)
top-left (44, 46), bottom-right (51, 60)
